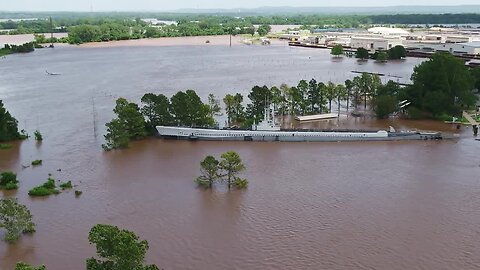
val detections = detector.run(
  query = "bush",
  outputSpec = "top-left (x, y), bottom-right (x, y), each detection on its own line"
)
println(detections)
top-left (0, 171), bottom-right (17, 186)
top-left (5, 182), bottom-right (18, 190)
top-left (59, 181), bottom-right (72, 189)
top-left (75, 190), bottom-right (83, 197)
top-left (28, 178), bottom-right (59, 196)
top-left (34, 130), bottom-right (43, 141)
top-left (31, 160), bottom-right (42, 166)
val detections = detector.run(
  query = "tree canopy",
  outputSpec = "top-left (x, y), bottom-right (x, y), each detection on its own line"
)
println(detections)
top-left (87, 224), bottom-right (159, 270)
top-left (196, 151), bottom-right (248, 189)
top-left (103, 98), bottom-right (147, 150)
top-left (0, 100), bottom-right (21, 142)
top-left (355, 48), bottom-right (369, 59)
top-left (402, 52), bottom-right (477, 117)
top-left (0, 198), bottom-right (36, 243)
top-left (330, 44), bottom-right (344, 57)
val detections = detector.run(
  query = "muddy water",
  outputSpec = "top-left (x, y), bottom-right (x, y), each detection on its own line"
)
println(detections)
top-left (1, 44), bottom-right (480, 270)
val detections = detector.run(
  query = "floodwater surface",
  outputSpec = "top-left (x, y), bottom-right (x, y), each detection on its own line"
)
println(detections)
top-left (0, 43), bottom-right (479, 270)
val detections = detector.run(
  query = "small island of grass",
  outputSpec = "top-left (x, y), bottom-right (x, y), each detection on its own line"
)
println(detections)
top-left (28, 178), bottom-right (60, 196)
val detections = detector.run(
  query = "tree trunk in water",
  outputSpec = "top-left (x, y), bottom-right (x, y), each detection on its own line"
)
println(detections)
top-left (329, 100), bottom-right (332, 112)
top-left (364, 94), bottom-right (367, 110)
top-left (347, 91), bottom-right (350, 112)
top-left (337, 97), bottom-right (341, 117)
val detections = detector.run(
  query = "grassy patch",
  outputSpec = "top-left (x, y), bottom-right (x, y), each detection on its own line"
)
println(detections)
top-left (28, 177), bottom-right (60, 196)
top-left (31, 159), bottom-right (42, 166)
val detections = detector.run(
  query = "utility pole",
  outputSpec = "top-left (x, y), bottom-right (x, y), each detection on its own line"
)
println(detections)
top-left (49, 16), bottom-right (54, 48)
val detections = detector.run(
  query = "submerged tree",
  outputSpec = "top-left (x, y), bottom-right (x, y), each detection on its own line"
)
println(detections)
top-left (402, 52), bottom-right (476, 117)
top-left (0, 198), bottom-right (36, 243)
top-left (372, 81), bottom-right (400, 119)
top-left (0, 100), bottom-right (21, 142)
top-left (195, 155), bottom-right (220, 188)
top-left (219, 151), bottom-right (247, 190)
top-left (196, 151), bottom-right (248, 190)
top-left (330, 44), bottom-right (344, 57)
top-left (103, 98), bottom-right (147, 150)
top-left (223, 93), bottom-right (245, 127)
top-left (170, 90), bottom-right (214, 127)
top-left (355, 47), bottom-right (369, 60)
top-left (140, 93), bottom-right (173, 133)
top-left (87, 224), bottom-right (159, 270)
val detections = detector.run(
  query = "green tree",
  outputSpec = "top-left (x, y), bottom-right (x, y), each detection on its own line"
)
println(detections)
top-left (86, 224), bottom-right (159, 270)
top-left (336, 84), bottom-right (348, 116)
top-left (246, 85), bottom-right (273, 123)
top-left (403, 52), bottom-right (476, 117)
top-left (207, 93), bottom-right (222, 121)
top-left (140, 93), bottom-right (173, 133)
top-left (375, 50), bottom-right (388, 62)
top-left (296, 80), bottom-right (309, 115)
top-left (257, 24), bottom-right (271, 36)
top-left (325, 82), bottom-right (337, 112)
top-left (103, 98), bottom-right (146, 150)
top-left (195, 155), bottom-right (220, 188)
top-left (330, 44), bottom-right (344, 57)
top-left (0, 198), bottom-right (35, 243)
top-left (170, 90), bottom-right (214, 127)
top-left (219, 151), bottom-right (247, 190)
top-left (223, 93), bottom-right (245, 127)
top-left (388, 45), bottom-right (407, 60)
top-left (355, 47), bottom-right (369, 60)
top-left (15, 262), bottom-right (46, 270)
top-left (353, 73), bottom-right (381, 110)
top-left (0, 100), bottom-right (21, 142)
top-left (372, 81), bottom-right (400, 118)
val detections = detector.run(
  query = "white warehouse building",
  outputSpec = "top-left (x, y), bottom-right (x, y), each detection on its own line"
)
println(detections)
top-left (350, 36), bottom-right (404, 51)
top-left (410, 41), bottom-right (480, 55)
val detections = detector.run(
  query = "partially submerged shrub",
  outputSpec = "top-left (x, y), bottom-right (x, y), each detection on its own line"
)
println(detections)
top-left (59, 181), bottom-right (72, 189)
top-left (28, 178), bottom-right (59, 196)
top-left (34, 130), bottom-right (43, 141)
top-left (75, 190), bottom-right (83, 197)
top-left (31, 160), bottom-right (42, 166)
top-left (0, 171), bottom-right (18, 190)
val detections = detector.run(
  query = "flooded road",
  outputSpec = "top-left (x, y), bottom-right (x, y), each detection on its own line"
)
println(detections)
top-left (1, 43), bottom-right (479, 270)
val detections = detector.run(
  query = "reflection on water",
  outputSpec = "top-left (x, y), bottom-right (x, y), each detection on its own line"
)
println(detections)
top-left (0, 44), bottom-right (480, 270)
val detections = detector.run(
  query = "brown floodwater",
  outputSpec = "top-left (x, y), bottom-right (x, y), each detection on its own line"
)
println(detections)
top-left (1, 43), bottom-right (480, 270)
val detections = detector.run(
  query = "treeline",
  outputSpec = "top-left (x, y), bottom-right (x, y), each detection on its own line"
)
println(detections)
top-left (369, 13), bottom-right (480, 25)
top-left (2, 13), bottom-right (480, 37)
top-left (104, 52), bottom-right (479, 150)
top-left (102, 73), bottom-right (406, 149)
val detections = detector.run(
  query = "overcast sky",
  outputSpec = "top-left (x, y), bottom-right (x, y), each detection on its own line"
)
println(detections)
top-left (2, 0), bottom-right (480, 12)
